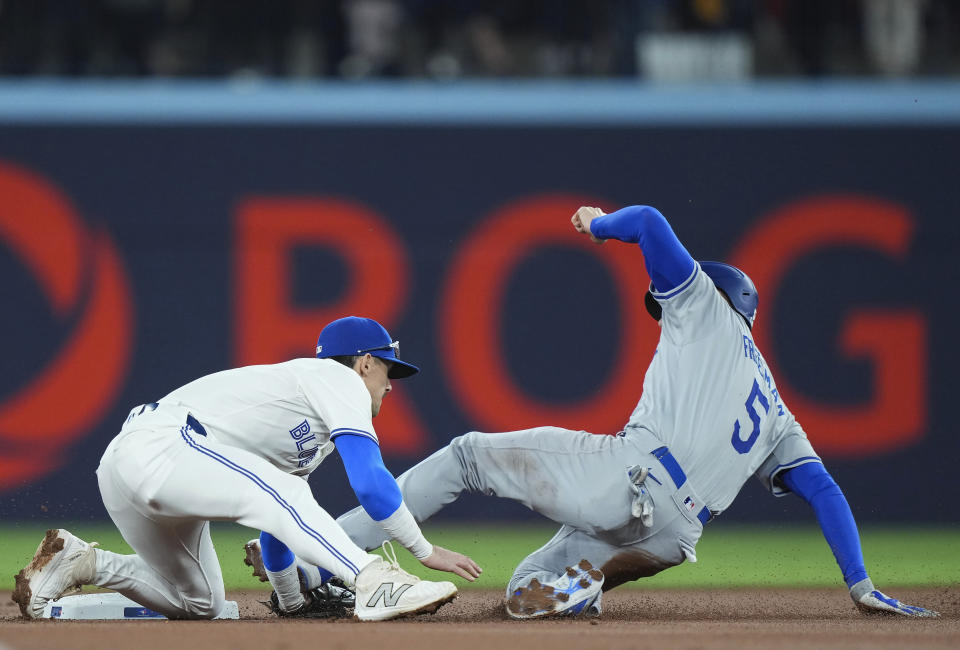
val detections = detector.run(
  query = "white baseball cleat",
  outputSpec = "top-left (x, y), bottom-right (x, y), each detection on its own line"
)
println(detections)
top-left (12, 529), bottom-right (99, 619)
top-left (505, 559), bottom-right (604, 619)
top-left (353, 542), bottom-right (457, 622)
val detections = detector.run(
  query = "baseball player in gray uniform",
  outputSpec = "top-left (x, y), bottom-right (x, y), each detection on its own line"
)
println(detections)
top-left (13, 316), bottom-right (480, 621)
top-left (333, 205), bottom-right (939, 619)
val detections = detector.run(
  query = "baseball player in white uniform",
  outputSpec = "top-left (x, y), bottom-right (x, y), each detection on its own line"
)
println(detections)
top-left (333, 205), bottom-right (939, 619)
top-left (13, 316), bottom-right (481, 621)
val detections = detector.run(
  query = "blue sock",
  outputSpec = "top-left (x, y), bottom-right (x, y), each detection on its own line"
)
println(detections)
top-left (259, 531), bottom-right (295, 572)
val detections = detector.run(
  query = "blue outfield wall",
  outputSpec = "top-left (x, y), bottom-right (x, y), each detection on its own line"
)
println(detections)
top-left (0, 80), bottom-right (958, 524)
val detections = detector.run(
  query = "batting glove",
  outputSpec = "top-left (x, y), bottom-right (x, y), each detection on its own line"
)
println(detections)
top-left (849, 578), bottom-right (939, 618)
top-left (627, 465), bottom-right (655, 527)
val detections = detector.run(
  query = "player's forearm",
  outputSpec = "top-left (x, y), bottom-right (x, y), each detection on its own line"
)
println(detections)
top-left (589, 205), bottom-right (695, 292)
top-left (782, 463), bottom-right (869, 588)
top-left (374, 502), bottom-right (433, 559)
top-left (336, 434), bottom-right (402, 517)
top-left (353, 474), bottom-right (434, 559)
top-left (335, 433), bottom-right (433, 559)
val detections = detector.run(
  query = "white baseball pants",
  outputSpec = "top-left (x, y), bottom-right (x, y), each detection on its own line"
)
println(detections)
top-left (93, 405), bottom-right (374, 619)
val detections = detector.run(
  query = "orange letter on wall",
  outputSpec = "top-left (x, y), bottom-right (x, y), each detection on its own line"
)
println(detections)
top-left (234, 197), bottom-right (428, 455)
top-left (440, 194), bottom-right (659, 434)
top-left (0, 162), bottom-right (133, 491)
top-left (730, 195), bottom-right (927, 457)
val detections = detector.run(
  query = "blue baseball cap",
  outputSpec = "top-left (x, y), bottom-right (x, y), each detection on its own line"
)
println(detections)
top-left (315, 316), bottom-right (419, 379)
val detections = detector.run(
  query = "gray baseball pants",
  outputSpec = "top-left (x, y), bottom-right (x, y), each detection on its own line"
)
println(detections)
top-left (337, 426), bottom-right (706, 595)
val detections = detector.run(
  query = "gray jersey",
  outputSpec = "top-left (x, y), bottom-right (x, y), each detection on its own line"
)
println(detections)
top-left (625, 263), bottom-right (820, 513)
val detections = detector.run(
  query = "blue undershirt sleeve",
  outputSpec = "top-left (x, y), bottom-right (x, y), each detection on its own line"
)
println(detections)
top-left (781, 463), bottom-right (869, 588)
top-left (333, 433), bottom-right (403, 522)
top-left (588, 205), bottom-right (696, 293)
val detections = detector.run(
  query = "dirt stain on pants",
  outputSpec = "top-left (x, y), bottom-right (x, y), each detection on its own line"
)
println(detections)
top-left (601, 548), bottom-right (673, 591)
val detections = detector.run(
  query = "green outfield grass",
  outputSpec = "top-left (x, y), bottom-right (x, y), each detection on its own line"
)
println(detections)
top-left (2, 523), bottom-right (957, 592)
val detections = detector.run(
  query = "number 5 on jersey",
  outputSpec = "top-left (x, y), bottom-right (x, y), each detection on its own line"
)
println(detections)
top-left (731, 379), bottom-right (770, 454)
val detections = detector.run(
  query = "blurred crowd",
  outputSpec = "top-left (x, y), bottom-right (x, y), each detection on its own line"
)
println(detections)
top-left (0, 0), bottom-right (957, 80)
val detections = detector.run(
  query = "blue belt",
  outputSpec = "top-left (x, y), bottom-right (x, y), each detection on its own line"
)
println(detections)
top-left (186, 414), bottom-right (207, 437)
top-left (652, 446), bottom-right (713, 526)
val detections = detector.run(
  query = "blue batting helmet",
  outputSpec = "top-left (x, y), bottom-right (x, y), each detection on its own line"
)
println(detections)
top-left (643, 262), bottom-right (758, 328)
top-left (699, 261), bottom-right (758, 327)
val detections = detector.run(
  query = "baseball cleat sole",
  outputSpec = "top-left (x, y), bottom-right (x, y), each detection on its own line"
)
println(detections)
top-left (243, 540), bottom-right (269, 583)
top-left (506, 559), bottom-right (604, 619)
top-left (12, 571), bottom-right (35, 619)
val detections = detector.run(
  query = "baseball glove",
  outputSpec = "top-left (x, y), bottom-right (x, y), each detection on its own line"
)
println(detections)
top-left (262, 579), bottom-right (356, 619)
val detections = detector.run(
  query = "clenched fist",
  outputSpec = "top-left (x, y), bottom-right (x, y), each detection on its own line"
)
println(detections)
top-left (570, 206), bottom-right (605, 244)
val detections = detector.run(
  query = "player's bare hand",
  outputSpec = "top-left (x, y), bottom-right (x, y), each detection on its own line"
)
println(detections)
top-left (571, 206), bottom-right (605, 244)
top-left (419, 545), bottom-right (482, 581)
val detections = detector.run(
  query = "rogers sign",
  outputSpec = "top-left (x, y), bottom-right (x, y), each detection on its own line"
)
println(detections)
top-left (0, 165), bottom-right (929, 494)
top-left (234, 193), bottom-right (929, 459)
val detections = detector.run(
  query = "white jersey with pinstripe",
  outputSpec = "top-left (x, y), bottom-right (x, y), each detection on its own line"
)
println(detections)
top-left (625, 262), bottom-right (821, 514)
top-left (158, 358), bottom-right (377, 477)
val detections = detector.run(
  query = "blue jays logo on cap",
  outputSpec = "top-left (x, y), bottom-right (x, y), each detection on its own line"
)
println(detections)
top-left (315, 316), bottom-right (419, 379)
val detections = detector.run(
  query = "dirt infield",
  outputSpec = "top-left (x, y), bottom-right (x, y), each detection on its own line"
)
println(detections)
top-left (2, 587), bottom-right (958, 650)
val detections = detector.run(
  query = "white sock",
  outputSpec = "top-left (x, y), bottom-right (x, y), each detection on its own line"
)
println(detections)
top-left (266, 563), bottom-right (304, 612)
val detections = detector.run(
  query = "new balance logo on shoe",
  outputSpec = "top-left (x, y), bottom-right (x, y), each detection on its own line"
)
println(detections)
top-left (353, 542), bottom-right (457, 621)
top-left (366, 582), bottom-right (413, 608)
